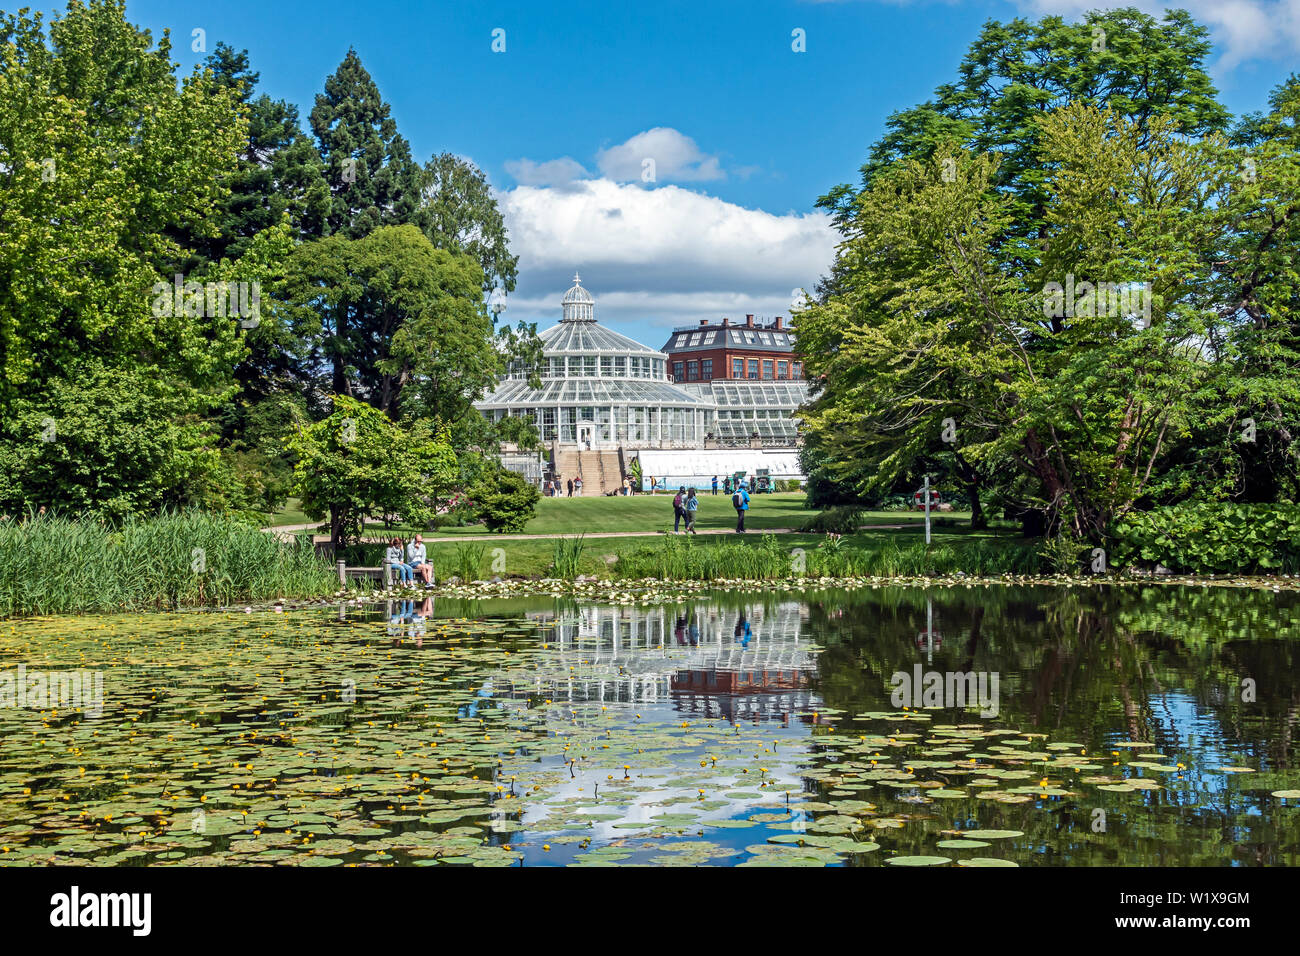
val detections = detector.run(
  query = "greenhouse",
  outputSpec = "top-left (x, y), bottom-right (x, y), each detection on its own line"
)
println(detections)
top-left (476, 275), bottom-right (714, 448)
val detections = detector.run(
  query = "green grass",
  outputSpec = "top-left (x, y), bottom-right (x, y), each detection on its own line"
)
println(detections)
top-left (0, 511), bottom-right (338, 616)
top-left (412, 524), bottom-right (1025, 580)
top-left (267, 491), bottom-right (957, 537)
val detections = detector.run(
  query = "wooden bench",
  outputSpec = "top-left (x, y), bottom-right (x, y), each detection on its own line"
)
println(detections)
top-left (337, 561), bottom-right (393, 589)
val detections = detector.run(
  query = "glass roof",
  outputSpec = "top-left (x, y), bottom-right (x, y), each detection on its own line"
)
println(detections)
top-left (683, 381), bottom-right (810, 408)
top-left (541, 320), bottom-right (663, 356)
top-left (479, 377), bottom-right (711, 408)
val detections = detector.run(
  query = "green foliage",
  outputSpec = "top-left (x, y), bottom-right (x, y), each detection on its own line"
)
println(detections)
top-left (287, 396), bottom-right (457, 545)
top-left (0, 0), bottom-right (249, 518)
top-left (309, 48), bottom-right (421, 239)
top-left (1038, 534), bottom-right (1088, 574)
top-left (473, 466), bottom-right (540, 533)
top-left (452, 542), bottom-right (488, 582)
top-left (805, 8), bottom-right (1300, 543)
top-left (415, 152), bottom-right (520, 295)
top-left (1111, 504), bottom-right (1300, 573)
top-left (0, 511), bottom-right (336, 616)
top-left (798, 506), bottom-right (863, 534)
top-left (549, 535), bottom-right (586, 580)
top-left (613, 535), bottom-right (1040, 581)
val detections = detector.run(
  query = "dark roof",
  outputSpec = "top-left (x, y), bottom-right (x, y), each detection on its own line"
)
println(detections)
top-left (661, 325), bottom-right (797, 354)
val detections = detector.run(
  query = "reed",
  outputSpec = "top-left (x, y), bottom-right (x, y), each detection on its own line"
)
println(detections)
top-left (550, 534), bottom-right (587, 580)
top-left (0, 511), bottom-right (338, 616)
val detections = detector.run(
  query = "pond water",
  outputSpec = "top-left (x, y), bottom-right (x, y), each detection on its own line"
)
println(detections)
top-left (2, 584), bottom-right (1299, 867)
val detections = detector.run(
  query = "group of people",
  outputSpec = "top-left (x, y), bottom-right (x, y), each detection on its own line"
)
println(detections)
top-left (543, 476), bottom-right (584, 496)
top-left (384, 534), bottom-right (435, 587)
top-left (670, 481), bottom-right (751, 533)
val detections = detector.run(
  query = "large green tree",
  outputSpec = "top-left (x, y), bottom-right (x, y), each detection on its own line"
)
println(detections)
top-left (415, 152), bottom-right (520, 295)
top-left (0, 0), bottom-right (249, 518)
top-left (309, 49), bottom-right (421, 239)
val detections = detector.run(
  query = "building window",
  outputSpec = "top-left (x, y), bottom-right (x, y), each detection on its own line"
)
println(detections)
top-left (732, 358), bottom-right (743, 378)
top-left (614, 356), bottom-right (626, 376)
top-left (673, 361), bottom-right (684, 381)
top-left (777, 360), bottom-right (788, 379)
top-left (762, 360), bottom-right (774, 380)
top-left (568, 356), bottom-right (582, 377)
top-left (793, 361), bottom-right (802, 379)
top-left (583, 356), bottom-right (597, 377)
top-left (702, 359), bottom-right (713, 379)
top-left (687, 360), bottom-right (699, 381)
top-left (748, 359), bottom-right (759, 379)
top-left (600, 356), bottom-right (613, 377)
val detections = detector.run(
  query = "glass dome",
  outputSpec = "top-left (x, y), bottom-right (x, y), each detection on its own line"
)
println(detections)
top-left (477, 274), bottom-right (709, 449)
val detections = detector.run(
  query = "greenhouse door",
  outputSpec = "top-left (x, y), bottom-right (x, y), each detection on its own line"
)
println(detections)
top-left (577, 423), bottom-right (595, 450)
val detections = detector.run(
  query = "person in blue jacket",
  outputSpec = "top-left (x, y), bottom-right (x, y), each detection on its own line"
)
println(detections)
top-left (732, 483), bottom-right (750, 533)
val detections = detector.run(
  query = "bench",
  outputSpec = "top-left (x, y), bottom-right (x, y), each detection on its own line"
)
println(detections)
top-left (337, 561), bottom-right (393, 588)
top-left (335, 561), bottom-right (436, 590)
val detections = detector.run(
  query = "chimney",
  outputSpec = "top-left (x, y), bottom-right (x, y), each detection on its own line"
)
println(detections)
top-left (775, 316), bottom-right (783, 330)
top-left (722, 316), bottom-right (730, 327)
top-left (745, 314), bottom-right (754, 328)
top-left (699, 319), bottom-right (709, 327)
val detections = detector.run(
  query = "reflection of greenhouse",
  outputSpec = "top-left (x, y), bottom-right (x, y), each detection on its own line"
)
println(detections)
top-left (493, 602), bottom-right (821, 719)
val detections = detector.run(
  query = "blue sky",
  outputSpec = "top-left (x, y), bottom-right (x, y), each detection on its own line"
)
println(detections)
top-left (104, 0), bottom-right (1300, 340)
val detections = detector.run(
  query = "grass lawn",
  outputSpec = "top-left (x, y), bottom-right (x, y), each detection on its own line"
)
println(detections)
top-left (421, 522), bottom-right (1021, 580)
top-left (267, 492), bottom-right (967, 536)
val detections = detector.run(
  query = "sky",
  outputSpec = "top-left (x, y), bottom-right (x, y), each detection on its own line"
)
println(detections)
top-left (99, 0), bottom-right (1300, 342)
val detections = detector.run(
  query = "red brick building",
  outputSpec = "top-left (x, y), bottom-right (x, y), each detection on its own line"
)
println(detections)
top-left (660, 314), bottom-right (802, 384)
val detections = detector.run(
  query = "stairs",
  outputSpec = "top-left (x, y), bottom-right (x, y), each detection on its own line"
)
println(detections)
top-left (549, 447), bottom-right (624, 495)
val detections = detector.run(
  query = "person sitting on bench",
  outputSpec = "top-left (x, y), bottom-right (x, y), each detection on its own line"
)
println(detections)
top-left (386, 537), bottom-right (415, 585)
top-left (406, 534), bottom-right (435, 587)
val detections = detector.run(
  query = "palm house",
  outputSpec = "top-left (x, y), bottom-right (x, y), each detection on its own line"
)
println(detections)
top-left (476, 275), bottom-right (711, 449)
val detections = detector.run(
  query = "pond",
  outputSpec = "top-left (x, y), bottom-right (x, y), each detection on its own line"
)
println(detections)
top-left (2, 583), bottom-right (1299, 866)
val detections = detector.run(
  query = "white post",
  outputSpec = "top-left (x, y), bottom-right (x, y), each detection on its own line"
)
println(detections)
top-left (924, 474), bottom-right (931, 545)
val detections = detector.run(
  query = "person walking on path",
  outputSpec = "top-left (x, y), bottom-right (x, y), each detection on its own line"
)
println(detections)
top-left (685, 488), bottom-right (699, 533)
top-left (672, 486), bottom-right (686, 533)
top-left (732, 483), bottom-right (750, 533)
top-left (711, 475), bottom-right (718, 495)
top-left (567, 477), bottom-right (573, 497)
top-left (574, 476), bottom-right (583, 496)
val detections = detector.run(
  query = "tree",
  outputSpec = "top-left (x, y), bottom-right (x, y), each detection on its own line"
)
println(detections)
top-left (192, 42), bottom-right (329, 262)
top-left (801, 105), bottom-right (1225, 540)
top-left (0, 0), bottom-right (248, 518)
top-left (282, 224), bottom-right (503, 418)
top-left (416, 152), bottom-right (520, 295)
top-left (287, 396), bottom-right (456, 547)
top-left (309, 49), bottom-right (421, 239)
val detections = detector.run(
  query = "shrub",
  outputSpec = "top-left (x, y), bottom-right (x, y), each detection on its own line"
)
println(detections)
top-left (1111, 503), bottom-right (1300, 573)
top-left (798, 506), bottom-right (863, 534)
top-left (473, 466), bottom-right (540, 533)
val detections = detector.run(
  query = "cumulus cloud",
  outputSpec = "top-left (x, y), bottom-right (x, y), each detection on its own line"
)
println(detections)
top-left (498, 178), bottom-right (835, 335)
top-left (595, 127), bottom-right (726, 183)
top-left (502, 156), bottom-right (590, 188)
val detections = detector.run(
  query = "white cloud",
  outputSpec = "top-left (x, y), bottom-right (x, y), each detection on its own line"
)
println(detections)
top-left (502, 156), bottom-right (589, 187)
top-left (595, 127), bottom-right (726, 183)
top-left (499, 178), bottom-right (834, 334)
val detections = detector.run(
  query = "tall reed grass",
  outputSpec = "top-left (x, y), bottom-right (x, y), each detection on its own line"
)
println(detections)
top-left (0, 512), bottom-right (338, 616)
top-left (550, 534), bottom-right (586, 580)
top-left (612, 535), bottom-right (1040, 580)
top-left (452, 542), bottom-right (487, 582)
